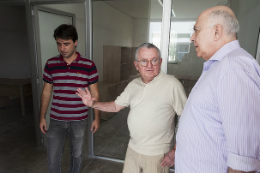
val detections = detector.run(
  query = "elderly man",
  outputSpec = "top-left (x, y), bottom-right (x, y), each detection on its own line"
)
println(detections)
top-left (175, 6), bottom-right (260, 173)
top-left (77, 43), bottom-right (187, 173)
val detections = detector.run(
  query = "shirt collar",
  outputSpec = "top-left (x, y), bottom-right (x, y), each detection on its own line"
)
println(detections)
top-left (203, 40), bottom-right (240, 71)
top-left (59, 52), bottom-right (81, 63)
top-left (209, 40), bottom-right (240, 61)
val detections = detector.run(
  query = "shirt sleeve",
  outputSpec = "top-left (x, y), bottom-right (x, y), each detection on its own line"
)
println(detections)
top-left (217, 69), bottom-right (260, 172)
top-left (87, 61), bottom-right (99, 85)
top-left (115, 85), bottom-right (130, 107)
top-left (172, 80), bottom-right (187, 116)
top-left (43, 61), bottom-right (53, 84)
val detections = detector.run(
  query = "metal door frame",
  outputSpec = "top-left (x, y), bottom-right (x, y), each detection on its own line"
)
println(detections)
top-left (85, 0), bottom-right (173, 167)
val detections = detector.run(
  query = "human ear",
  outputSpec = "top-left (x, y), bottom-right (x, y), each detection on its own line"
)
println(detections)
top-left (134, 61), bottom-right (139, 71)
top-left (214, 24), bottom-right (222, 40)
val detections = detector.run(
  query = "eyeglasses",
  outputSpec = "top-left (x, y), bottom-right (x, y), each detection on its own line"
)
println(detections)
top-left (136, 59), bottom-right (160, 67)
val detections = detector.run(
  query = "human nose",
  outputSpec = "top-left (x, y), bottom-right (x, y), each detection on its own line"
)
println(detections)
top-left (60, 44), bottom-right (66, 51)
top-left (190, 33), bottom-right (195, 42)
top-left (147, 60), bottom-right (153, 67)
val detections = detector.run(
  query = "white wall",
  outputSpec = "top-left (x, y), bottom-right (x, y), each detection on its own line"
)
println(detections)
top-left (0, 6), bottom-right (31, 79)
top-left (231, 0), bottom-right (260, 57)
top-left (93, 2), bottom-right (134, 81)
top-left (41, 3), bottom-right (86, 57)
top-left (133, 19), bottom-right (150, 47)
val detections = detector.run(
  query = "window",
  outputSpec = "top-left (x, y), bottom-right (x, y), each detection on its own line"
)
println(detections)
top-left (149, 21), bottom-right (195, 63)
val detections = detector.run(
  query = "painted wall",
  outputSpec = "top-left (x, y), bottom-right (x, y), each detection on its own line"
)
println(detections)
top-left (93, 2), bottom-right (134, 81)
top-left (0, 6), bottom-right (31, 79)
top-left (133, 19), bottom-right (150, 47)
top-left (231, 0), bottom-right (260, 58)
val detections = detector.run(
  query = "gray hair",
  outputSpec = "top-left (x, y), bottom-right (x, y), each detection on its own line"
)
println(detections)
top-left (135, 43), bottom-right (161, 60)
top-left (207, 10), bottom-right (239, 36)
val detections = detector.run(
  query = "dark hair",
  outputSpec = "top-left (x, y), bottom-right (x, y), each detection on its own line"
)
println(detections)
top-left (135, 43), bottom-right (161, 60)
top-left (53, 24), bottom-right (78, 42)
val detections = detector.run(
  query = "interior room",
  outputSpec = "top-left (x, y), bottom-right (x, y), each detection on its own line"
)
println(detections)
top-left (0, 0), bottom-right (259, 172)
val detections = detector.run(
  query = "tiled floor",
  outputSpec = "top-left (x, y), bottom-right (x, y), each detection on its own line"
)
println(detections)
top-left (94, 108), bottom-right (130, 160)
top-left (0, 97), bottom-right (174, 173)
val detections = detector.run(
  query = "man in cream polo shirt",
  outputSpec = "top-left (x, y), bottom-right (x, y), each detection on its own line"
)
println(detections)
top-left (76, 43), bottom-right (187, 173)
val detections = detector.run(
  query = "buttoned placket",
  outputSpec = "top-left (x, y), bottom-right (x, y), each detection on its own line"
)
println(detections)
top-left (66, 61), bottom-right (76, 76)
top-left (66, 62), bottom-right (70, 77)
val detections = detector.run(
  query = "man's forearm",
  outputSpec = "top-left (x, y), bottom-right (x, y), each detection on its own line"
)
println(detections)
top-left (94, 109), bottom-right (100, 120)
top-left (92, 101), bottom-right (118, 112)
top-left (40, 92), bottom-right (51, 119)
top-left (228, 167), bottom-right (255, 173)
top-left (92, 94), bottom-right (100, 120)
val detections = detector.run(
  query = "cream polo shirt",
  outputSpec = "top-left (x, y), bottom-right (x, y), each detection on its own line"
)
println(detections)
top-left (115, 71), bottom-right (187, 156)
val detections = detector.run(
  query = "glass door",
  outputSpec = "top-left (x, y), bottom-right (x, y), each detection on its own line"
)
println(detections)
top-left (92, 0), bottom-right (164, 161)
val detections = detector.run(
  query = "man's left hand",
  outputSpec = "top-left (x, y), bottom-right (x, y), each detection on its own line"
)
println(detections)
top-left (161, 149), bottom-right (175, 167)
top-left (91, 119), bottom-right (100, 133)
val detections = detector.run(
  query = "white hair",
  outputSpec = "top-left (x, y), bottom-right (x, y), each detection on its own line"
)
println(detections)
top-left (207, 10), bottom-right (239, 36)
top-left (135, 43), bottom-right (161, 60)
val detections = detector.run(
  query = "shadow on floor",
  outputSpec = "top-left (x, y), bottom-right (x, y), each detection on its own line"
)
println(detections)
top-left (0, 97), bottom-right (126, 173)
top-left (0, 97), bottom-right (174, 173)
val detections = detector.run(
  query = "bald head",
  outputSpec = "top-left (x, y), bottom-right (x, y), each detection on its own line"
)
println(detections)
top-left (201, 6), bottom-right (239, 38)
top-left (190, 6), bottom-right (239, 60)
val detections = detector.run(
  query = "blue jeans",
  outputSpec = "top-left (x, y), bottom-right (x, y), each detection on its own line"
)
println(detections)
top-left (47, 119), bottom-right (87, 173)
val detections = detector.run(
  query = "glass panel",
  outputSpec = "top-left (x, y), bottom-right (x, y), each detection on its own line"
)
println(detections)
top-left (167, 19), bottom-right (202, 98)
top-left (92, 0), bottom-right (163, 160)
top-left (167, 0), bottom-right (216, 97)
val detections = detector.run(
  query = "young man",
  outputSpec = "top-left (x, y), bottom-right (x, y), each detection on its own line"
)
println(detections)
top-left (39, 24), bottom-right (100, 173)
top-left (77, 43), bottom-right (187, 173)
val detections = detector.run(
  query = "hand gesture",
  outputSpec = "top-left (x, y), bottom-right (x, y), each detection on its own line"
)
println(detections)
top-left (76, 87), bottom-right (96, 107)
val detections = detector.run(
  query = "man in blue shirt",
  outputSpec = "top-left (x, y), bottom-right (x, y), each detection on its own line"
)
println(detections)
top-left (175, 5), bottom-right (260, 173)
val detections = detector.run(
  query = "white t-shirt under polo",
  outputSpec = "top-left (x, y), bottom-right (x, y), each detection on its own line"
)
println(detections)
top-left (115, 71), bottom-right (187, 156)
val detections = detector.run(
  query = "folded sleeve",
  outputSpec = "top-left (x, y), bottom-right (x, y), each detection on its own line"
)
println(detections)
top-left (115, 86), bottom-right (130, 107)
top-left (217, 69), bottom-right (260, 172)
top-left (228, 152), bottom-right (260, 172)
top-left (172, 80), bottom-right (187, 116)
top-left (87, 61), bottom-right (99, 85)
top-left (43, 62), bottom-right (53, 84)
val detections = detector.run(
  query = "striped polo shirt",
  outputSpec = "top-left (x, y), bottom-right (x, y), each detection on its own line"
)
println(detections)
top-left (43, 52), bottom-right (98, 121)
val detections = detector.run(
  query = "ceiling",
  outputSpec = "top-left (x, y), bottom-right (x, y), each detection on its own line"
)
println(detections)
top-left (104, 0), bottom-right (229, 19)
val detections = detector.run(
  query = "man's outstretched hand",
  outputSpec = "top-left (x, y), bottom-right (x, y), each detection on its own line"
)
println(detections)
top-left (76, 87), bottom-right (96, 107)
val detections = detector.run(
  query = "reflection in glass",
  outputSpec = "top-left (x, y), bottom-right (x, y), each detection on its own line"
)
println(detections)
top-left (92, 0), bottom-right (162, 160)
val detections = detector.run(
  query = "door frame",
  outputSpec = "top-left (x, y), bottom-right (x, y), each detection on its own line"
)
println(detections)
top-left (85, 0), bottom-right (173, 164)
top-left (33, 5), bottom-right (75, 147)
